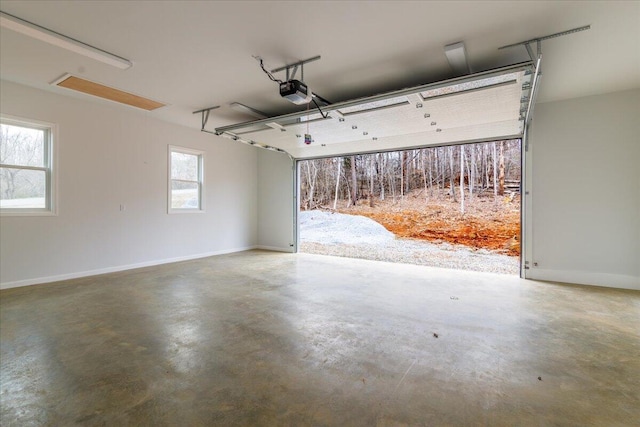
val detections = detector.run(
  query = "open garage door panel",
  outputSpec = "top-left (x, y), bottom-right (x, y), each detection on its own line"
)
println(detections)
top-left (215, 62), bottom-right (534, 159)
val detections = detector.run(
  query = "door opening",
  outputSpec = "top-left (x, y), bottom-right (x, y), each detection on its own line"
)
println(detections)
top-left (298, 139), bottom-right (522, 274)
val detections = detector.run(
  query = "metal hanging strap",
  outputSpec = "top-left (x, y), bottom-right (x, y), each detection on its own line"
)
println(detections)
top-left (192, 105), bottom-right (220, 131)
top-left (499, 25), bottom-right (590, 61)
top-left (270, 55), bottom-right (321, 81)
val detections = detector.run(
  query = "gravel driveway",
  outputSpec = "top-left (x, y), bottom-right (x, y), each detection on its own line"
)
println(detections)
top-left (299, 210), bottom-right (519, 275)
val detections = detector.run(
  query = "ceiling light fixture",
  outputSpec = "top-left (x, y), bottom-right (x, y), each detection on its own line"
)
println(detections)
top-left (0, 11), bottom-right (132, 70)
top-left (444, 41), bottom-right (470, 76)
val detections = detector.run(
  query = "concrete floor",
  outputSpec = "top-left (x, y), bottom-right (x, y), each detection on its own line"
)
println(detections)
top-left (1, 250), bottom-right (639, 426)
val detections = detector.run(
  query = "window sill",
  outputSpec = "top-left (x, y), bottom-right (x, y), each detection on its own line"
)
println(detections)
top-left (0, 210), bottom-right (57, 217)
top-left (167, 209), bottom-right (205, 215)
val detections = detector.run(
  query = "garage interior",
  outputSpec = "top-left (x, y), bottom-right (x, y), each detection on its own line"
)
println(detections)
top-left (1, 1), bottom-right (639, 425)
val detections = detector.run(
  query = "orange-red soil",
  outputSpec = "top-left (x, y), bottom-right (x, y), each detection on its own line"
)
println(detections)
top-left (337, 192), bottom-right (521, 256)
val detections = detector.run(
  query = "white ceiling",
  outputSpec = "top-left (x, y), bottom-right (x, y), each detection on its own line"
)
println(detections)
top-left (1, 1), bottom-right (639, 133)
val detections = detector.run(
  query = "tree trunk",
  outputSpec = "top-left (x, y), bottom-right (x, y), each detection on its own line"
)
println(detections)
top-left (460, 144), bottom-right (465, 214)
top-left (379, 153), bottom-right (385, 200)
top-left (484, 145), bottom-right (490, 190)
top-left (439, 147), bottom-right (444, 194)
top-left (369, 155), bottom-right (375, 207)
top-left (493, 142), bottom-right (498, 197)
top-left (498, 141), bottom-right (505, 196)
top-left (388, 153), bottom-right (396, 202)
top-left (333, 158), bottom-right (341, 210)
top-left (305, 161), bottom-right (316, 209)
top-left (408, 150), bottom-right (412, 194)
top-left (350, 155), bottom-right (357, 206)
top-left (470, 144), bottom-right (475, 197)
top-left (449, 146), bottom-right (456, 202)
top-left (434, 148), bottom-right (440, 195)
top-left (400, 151), bottom-right (405, 198)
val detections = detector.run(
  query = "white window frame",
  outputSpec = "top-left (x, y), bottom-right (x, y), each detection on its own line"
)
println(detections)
top-left (168, 145), bottom-right (204, 214)
top-left (0, 114), bottom-right (57, 216)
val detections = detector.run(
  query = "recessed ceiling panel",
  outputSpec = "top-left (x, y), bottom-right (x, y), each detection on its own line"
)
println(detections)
top-left (215, 63), bottom-right (533, 158)
top-left (53, 74), bottom-right (165, 111)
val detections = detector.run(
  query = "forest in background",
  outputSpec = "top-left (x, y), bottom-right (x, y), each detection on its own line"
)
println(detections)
top-left (300, 139), bottom-right (521, 212)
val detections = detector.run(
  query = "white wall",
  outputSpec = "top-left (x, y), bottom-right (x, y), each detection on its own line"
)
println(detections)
top-left (529, 89), bottom-right (640, 290)
top-left (257, 149), bottom-right (295, 252)
top-left (0, 81), bottom-right (258, 288)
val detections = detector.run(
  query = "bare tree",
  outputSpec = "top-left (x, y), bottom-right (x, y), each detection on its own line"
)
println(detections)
top-left (302, 161), bottom-right (318, 209)
top-left (350, 156), bottom-right (357, 206)
top-left (368, 155), bottom-right (375, 207)
top-left (498, 141), bottom-right (505, 196)
top-left (0, 125), bottom-right (45, 201)
top-left (378, 153), bottom-right (385, 201)
top-left (460, 144), bottom-right (465, 214)
top-left (297, 139), bottom-right (521, 210)
top-left (333, 158), bottom-right (341, 210)
top-left (469, 144), bottom-right (475, 197)
top-left (493, 142), bottom-right (498, 196)
top-left (448, 146), bottom-right (456, 202)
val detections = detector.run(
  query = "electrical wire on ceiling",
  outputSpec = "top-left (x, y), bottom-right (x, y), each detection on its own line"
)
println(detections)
top-left (312, 98), bottom-right (329, 119)
top-left (255, 56), bottom-right (283, 84)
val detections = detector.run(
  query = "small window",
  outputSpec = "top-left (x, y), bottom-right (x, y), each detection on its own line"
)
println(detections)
top-left (168, 145), bottom-right (204, 213)
top-left (0, 116), bottom-right (56, 215)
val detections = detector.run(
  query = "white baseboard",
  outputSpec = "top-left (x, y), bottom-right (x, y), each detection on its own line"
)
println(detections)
top-left (255, 245), bottom-right (294, 253)
top-left (10, 251), bottom-right (634, 292)
top-left (0, 246), bottom-right (257, 290)
top-left (528, 269), bottom-right (640, 291)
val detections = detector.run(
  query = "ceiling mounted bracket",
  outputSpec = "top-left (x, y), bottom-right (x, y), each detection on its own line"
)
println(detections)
top-left (192, 105), bottom-right (220, 131)
top-left (525, 56), bottom-right (542, 126)
top-left (499, 26), bottom-right (589, 151)
top-left (288, 65), bottom-right (298, 81)
top-left (524, 43), bottom-right (536, 63)
top-left (271, 55), bottom-right (321, 83)
top-left (229, 102), bottom-right (267, 119)
top-left (499, 25), bottom-right (590, 61)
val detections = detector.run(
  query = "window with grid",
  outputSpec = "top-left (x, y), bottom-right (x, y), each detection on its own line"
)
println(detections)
top-left (168, 146), bottom-right (204, 213)
top-left (0, 116), bottom-right (55, 215)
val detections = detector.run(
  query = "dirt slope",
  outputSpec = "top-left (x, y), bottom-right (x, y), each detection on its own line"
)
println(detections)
top-left (338, 192), bottom-right (521, 256)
